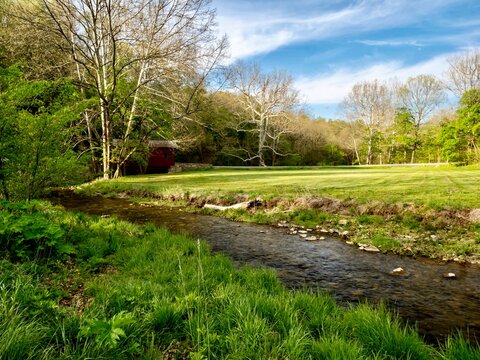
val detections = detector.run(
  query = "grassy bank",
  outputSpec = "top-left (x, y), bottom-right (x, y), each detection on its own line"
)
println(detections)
top-left (77, 166), bottom-right (480, 263)
top-left (1, 200), bottom-right (479, 359)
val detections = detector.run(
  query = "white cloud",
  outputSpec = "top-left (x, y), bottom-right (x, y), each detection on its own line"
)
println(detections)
top-left (295, 54), bottom-right (452, 105)
top-left (215, 0), bottom-right (458, 63)
top-left (356, 39), bottom-right (425, 47)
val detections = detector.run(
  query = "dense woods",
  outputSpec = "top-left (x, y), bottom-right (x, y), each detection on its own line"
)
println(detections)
top-left (1, 1), bottom-right (479, 199)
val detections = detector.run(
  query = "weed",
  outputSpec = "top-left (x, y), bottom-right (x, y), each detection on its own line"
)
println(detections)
top-left (370, 236), bottom-right (402, 251)
top-left (357, 214), bottom-right (385, 225)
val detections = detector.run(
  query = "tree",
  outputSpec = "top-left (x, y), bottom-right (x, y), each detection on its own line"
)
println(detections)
top-left (226, 63), bottom-right (298, 166)
top-left (19, 0), bottom-right (226, 178)
top-left (0, 65), bottom-right (86, 200)
top-left (438, 90), bottom-right (480, 163)
top-left (446, 49), bottom-right (480, 98)
top-left (341, 80), bottom-right (393, 165)
top-left (0, 0), bottom-right (71, 79)
top-left (388, 108), bottom-right (416, 163)
top-left (456, 89), bottom-right (480, 162)
top-left (397, 74), bottom-right (445, 163)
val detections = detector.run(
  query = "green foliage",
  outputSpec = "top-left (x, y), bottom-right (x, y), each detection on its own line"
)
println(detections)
top-left (0, 65), bottom-right (87, 200)
top-left (358, 214), bottom-right (385, 225)
top-left (440, 89), bottom-right (480, 164)
top-left (0, 201), bottom-right (73, 260)
top-left (79, 311), bottom-right (135, 349)
top-left (343, 304), bottom-right (433, 359)
top-left (442, 335), bottom-right (480, 360)
top-left (291, 210), bottom-right (330, 228)
top-left (401, 211), bottom-right (422, 229)
top-left (370, 236), bottom-right (401, 251)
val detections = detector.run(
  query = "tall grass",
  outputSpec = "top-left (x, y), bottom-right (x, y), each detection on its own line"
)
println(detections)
top-left (0, 200), bottom-right (479, 358)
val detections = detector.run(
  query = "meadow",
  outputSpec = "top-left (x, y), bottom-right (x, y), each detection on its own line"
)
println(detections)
top-left (81, 165), bottom-right (480, 209)
top-left (79, 165), bottom-right (480, 262)
top-left (1, 199), bottom-right (479, 359)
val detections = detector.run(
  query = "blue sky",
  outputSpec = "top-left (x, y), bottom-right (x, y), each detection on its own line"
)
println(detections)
top-left (212, 0), bottom-right (480, 119)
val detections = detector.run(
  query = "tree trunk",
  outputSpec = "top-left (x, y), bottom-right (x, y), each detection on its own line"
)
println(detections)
top-left (353, 138), bottom-right (361, 165)
top-left (100, 100), bottom-right (111, 179)
top-left (258, 117), bottom-right (267, 167)
top-left (366, 136), bottom-right (373, 165)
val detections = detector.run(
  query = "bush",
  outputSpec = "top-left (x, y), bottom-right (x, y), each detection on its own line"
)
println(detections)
top-left (0, 201), bottom-right (74, 260)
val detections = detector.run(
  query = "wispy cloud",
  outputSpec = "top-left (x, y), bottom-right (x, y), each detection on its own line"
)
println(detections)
top-left (295, 54), bottom-right (453, 105)
top-left (216, 0), bottom-right (458, 63)
top-left (355, 39), bottom-right (425, 47)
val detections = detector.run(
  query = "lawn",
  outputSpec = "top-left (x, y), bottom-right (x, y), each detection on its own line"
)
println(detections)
top-left (83, 165), bottom-right (480, 209)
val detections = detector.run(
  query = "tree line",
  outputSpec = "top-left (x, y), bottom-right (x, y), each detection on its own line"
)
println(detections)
top-left (0, 0), bottom-right (479, 200)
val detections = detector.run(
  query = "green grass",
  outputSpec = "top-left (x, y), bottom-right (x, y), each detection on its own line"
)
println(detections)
top-left (2, 200), bottom-right (479, 358)
top-left (80, 165), bottom-right (480, 209)
top-left (77, 165), bottom-right (480, 262)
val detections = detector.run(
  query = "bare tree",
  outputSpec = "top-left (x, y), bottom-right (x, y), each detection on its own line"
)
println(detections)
top-left (398, 74), bottom-right (445, 163)
top-left (19, 0), bottom-right (226, 178)
top-left (445, 48), bottom-right (480, 98)
top-left (341, 80), bottom-right (393, 165)
top-left (0, 0), bottom-right (72, 79)
top-left (227, 63), bottom-right (298, 166)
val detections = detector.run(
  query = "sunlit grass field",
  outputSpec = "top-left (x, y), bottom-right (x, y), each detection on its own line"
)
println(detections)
top-left (85, 165), bottom-right (480, 209)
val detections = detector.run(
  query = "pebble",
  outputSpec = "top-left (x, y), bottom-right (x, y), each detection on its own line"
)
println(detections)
top-left (390, 267), bottom-right (405, 275)
top-left (444, 273), bottom-right (456, 279)
top-left (298, 230), bottom-right (308, 234)
top-left (305, 236), bottom-right (317, 241)
top-left (338, 219), bottom-right (348, 226)
top-left (359, 244), bottom-right (380, 253)
top-left (300, 234), bottom-right (308, 238)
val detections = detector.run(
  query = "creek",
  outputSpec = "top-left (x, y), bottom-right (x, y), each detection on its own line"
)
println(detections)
top-left (53, 192), bottom-right (480, 344)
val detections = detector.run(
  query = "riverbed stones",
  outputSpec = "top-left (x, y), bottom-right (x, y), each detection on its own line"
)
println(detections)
top-left (305, 236), bottom-right (317, 241)
top-left (469, 208), bottom-right (480, 223)
top-left (444, 273), bottom-right (456, 279)
top-left (358, 244), bottom-right (380, 253)
top-left (390, 267), bottom-right (405, 275)
top-left (300, 234), bottom-right (308, 238)
top-left (203, 201), bottom-right (250, 211)
top-left (298, 230), bottom-right (308, 234)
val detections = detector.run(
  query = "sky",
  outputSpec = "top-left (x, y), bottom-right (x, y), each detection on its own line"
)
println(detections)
top-left (212, 0), bottom-right (480, 119)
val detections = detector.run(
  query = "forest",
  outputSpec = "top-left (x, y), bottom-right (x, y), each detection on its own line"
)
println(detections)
top-left (1, 0), bottom-right (479, 201)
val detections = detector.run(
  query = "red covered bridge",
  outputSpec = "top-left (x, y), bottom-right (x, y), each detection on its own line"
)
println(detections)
top-left (123, 140), bottom-right (177, 175)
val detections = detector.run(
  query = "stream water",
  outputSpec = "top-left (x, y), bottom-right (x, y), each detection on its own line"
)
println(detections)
top-left (53, 192), bottom-right (480, 344)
